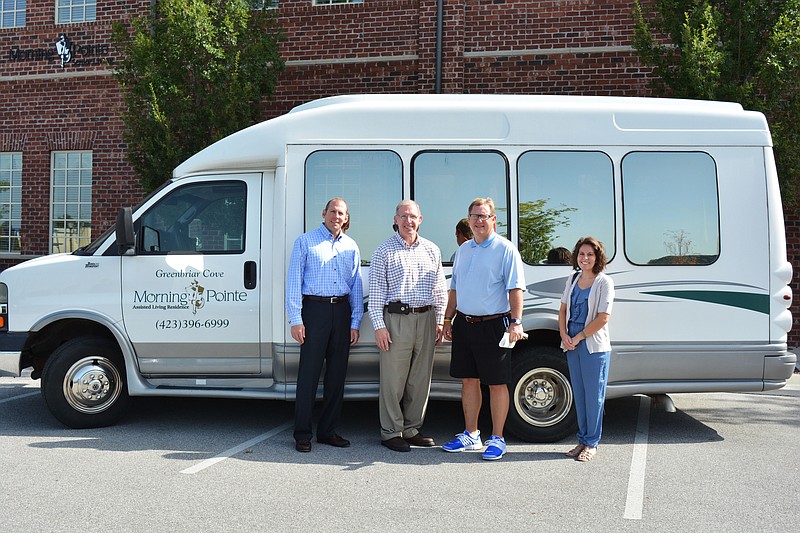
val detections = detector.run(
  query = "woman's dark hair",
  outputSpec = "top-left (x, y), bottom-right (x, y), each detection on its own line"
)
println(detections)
top-left (571, 236), bottom-right (607, 274)
top-left (455, 217), bottom-right (472, 239)
top-left (545, 247), bottom-right (572, 265)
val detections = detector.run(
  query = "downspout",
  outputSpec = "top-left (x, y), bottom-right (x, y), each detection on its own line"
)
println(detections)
top-left (435, 0), bottom-right (443, 94)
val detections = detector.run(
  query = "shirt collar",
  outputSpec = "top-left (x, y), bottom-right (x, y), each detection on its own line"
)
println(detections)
top-left (319, 223), bottom-right (342, 242)
top-left (393, 231), bottom-right (418, 249)
top-left (469, 231), bottom-right (497, 249)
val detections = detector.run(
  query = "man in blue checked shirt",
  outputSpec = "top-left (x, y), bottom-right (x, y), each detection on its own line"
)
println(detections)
top-left (286, 198), bottom-right (363, 453)
top-left (368, 200), bottom-right (447, 453)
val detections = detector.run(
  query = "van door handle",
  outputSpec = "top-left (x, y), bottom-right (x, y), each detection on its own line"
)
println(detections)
top-left (244, 261), bottom-right (257, 289)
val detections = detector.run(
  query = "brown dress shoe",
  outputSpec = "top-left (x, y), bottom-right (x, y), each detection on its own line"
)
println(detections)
top-left (317, 434), bottom-right (351, 447)
top-left (381, 436), bottom-right (411, 452)
top-left (295, 439), bottom-right (312, 452)
top-left (404, 433), bottom-right (436, 447)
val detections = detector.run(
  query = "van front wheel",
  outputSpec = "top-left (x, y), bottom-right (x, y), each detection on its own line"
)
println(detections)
top-left (506, 346), bottom-right (577, 442)
top-left (41, 336), bottom-right (129, 429)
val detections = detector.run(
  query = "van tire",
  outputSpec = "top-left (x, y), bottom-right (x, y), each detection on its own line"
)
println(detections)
top-left (41, 336), bottom-right (129, 429)
top-left (506, 346), bottom-right (577, 442)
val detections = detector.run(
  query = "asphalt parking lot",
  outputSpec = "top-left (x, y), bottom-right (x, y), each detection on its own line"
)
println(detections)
top-left (1, 370), bottom-right (798, 532)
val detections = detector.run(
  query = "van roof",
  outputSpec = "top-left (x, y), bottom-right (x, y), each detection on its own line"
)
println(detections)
top-left (174, 94), bottom-right (771, 176)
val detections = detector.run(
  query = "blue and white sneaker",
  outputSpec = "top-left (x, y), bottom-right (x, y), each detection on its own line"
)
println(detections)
top-left (481, 435), bottom-right (507, 460)
top-left (441, 430), bottom-right (482, 452)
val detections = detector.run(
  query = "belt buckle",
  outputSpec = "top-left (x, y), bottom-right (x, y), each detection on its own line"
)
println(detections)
top-left (329, 297), bottom-right (339, 304)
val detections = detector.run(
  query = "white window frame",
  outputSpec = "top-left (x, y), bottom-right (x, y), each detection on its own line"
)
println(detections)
top-left (250, 0), bottom-right (278, 8)
top-left (1, 0), bottom-right (26, 28)
top-left (50, 151), bottom-right (92, 254)
top-left (313, 0), bottom-right (363, 6)
top-left (56, 0), bottom-right (96, 24)
top-left (0, 152), bottom-right (23, 254)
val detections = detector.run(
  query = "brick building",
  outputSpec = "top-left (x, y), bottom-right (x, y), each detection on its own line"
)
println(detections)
top-left (1, 0), bottom-right (798, 343)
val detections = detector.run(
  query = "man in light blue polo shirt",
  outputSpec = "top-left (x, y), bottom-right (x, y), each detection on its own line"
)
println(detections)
top-left (441, 197), bottom-right (526, 460)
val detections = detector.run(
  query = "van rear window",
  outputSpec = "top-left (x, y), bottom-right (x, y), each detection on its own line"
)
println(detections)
top-left (622, 152), bottom-right (719, 266)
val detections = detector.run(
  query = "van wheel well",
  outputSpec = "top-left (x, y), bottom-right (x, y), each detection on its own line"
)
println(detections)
top-left (506, 343), bottom-right (577, 442)
top-left (24, 319), bottom-right (118, 379)
top-left (41, 335), bottom-right (129, 428)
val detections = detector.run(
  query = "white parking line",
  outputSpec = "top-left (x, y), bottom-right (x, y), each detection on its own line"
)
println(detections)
top-left (181, 420), bottom-right (293, 474)
top-left (0, 391), bottom-right (39, 404)
top-left (624, 395), bottom-right (651, 520)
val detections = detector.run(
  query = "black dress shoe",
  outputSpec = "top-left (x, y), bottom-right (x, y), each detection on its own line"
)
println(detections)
top-left (404, 433), bottom-right (436, 447)
top-left (295, 439), bottom-right (312, 452)
top-left (381, 436), bottom-right (411, 452)
top-left (317, 434), bottom-right (351, 447)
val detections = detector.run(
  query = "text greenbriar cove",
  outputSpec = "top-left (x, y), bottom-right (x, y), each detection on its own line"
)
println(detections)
top-left (155, 269), bottom-right (226, 278)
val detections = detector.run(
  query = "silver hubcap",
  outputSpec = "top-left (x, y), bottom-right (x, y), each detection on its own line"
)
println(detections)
top-left (513, 367), bottom-right (573, 427)
top-left (63, 356), bottom-right (122, 414)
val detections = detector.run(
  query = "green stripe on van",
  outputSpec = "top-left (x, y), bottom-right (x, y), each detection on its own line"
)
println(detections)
top-left (642, 290), bottom-right (769, 314)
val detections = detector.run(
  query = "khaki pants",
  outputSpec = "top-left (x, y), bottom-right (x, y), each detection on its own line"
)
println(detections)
top-left (379, 309), bottom-right (437, 440)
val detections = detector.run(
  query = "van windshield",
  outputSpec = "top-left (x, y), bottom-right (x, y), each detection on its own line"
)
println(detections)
top-left (72, 180), bottom-right (174, 256)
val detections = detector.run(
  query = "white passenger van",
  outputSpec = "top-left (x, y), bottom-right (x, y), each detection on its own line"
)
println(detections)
top-left (0, 95), bottom-right (795, 441)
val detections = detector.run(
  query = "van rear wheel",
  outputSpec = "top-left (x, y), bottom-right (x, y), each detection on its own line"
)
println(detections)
top-left (41, 336), bottom-right (129, 429)
top-left (506, 346), bottom-right (577, 442)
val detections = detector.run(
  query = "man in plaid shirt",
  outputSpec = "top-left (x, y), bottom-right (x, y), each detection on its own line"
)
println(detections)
top-left (368, 200), bottom-right (447, 452)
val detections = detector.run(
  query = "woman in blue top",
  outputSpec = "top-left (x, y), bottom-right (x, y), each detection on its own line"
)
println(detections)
top-left (558, 237), bottom-right (615, 462)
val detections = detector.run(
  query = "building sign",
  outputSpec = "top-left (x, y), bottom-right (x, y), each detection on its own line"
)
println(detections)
top-left (55, 34), bottom-right (72, 67)
top-left (7, 34), bottom-right (112, 68)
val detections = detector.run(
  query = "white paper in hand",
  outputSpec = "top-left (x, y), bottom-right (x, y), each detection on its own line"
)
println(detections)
top-left (499, 331), bottom-right (528, 349)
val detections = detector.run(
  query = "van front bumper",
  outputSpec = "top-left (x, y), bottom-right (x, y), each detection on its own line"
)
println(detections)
top-left (0, 332), bottom-right (29, 376)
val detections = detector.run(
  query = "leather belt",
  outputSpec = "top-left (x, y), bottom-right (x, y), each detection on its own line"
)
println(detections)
top-left (386, 304), bottom-right (432, 314)
top-left (303, 295), bottom-right (349, 304)
top-left (458, 311), bottom-right (511, 324)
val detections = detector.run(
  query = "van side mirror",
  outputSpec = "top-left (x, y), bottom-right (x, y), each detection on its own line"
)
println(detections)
top-left (116, 207), bottom-right (136, 256)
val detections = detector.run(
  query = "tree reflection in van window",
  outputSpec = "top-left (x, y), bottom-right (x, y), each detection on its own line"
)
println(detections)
top-left (518, 199), bottom-right (576, 264)
top-left (517, 151), bottom-right (614, 264)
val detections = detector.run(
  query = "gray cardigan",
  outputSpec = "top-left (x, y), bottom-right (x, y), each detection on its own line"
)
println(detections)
top-left (560, 271), bottom-right (615, 353)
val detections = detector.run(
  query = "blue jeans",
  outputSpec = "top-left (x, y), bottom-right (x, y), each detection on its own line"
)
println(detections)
top-left (567, 322), bottom-right (609, 447)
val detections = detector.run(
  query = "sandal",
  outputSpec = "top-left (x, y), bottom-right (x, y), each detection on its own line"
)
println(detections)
top-left (577, 446), bottom-right (597, 462)
top-left (565, 444), bottom-right (585, 458)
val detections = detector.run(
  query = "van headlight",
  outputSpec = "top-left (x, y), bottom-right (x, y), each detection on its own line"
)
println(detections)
top-left (0, 283), bottom-right (8, 330)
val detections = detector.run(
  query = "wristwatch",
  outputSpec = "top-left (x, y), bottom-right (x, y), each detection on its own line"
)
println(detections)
top-left (510, 318), bottom-right (522, 325)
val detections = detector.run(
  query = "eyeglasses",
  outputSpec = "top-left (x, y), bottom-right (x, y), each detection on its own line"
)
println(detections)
top-left (398, 214), bottom-right (420, 221)
top-left (468, 213), bottom-right (493, 221)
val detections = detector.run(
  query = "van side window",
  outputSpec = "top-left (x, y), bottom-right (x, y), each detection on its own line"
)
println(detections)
top-left (305, 151), bottom-right (402, 264)
top-left (412, 151), bottom-right (509, 263)
top-left (138, 181), bottom-right (247, 254)
top-left (622, 152), bottom-right (720, 265)
top-left (517, 151), bottom-right (615, 265)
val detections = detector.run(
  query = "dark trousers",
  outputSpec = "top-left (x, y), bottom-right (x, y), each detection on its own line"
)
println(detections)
top-left (293, 299), bottom-right (352, 441)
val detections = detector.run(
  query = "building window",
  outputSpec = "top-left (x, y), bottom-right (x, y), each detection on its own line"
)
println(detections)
top-left (313, 0), bottom-right (363, 5)
top-left (413, 151), bottom-right (509, 263)
top-left (622, 151), bottom-right (720, 265)
top-left (51, 151), bottom-right (92, 254)
top-left (250, 0), bottom-right (277, 7)
top-left (0, 153), bottom-right (22, 254)
top-left (56, 0), bottom-right (96, 24)
top-left (1, 0), bottom-right (25, 28)
top-left (517, 151), bottom-right (615, 265)
top-left (305, 150), bottom-right (402, 263)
